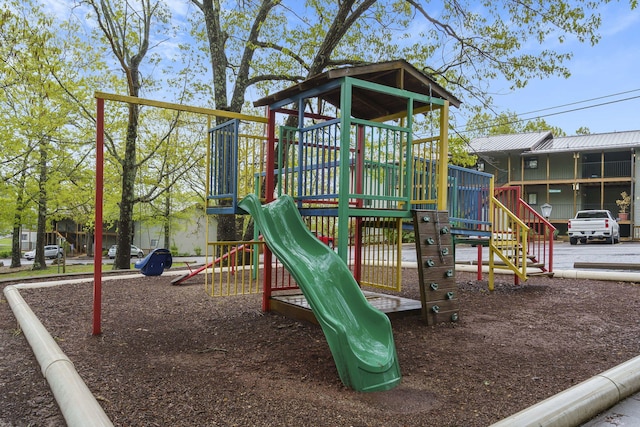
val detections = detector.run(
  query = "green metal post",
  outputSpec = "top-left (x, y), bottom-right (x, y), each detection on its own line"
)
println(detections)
top-left (337, 78), bottom-right (353, 264)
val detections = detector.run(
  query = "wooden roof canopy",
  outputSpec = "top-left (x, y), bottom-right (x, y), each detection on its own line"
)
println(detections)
top-left (254, 59), bottom-right (461, 121)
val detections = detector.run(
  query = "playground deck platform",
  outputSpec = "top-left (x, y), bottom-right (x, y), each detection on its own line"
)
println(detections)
top-left (270, 291), bottom-right (422, 325)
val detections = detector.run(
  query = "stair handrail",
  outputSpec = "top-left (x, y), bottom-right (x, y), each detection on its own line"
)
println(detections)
top-left (517, 200), bottom-right (556, 273)
top-left (488, 196), bottom-right (529, 290)
top-left (494, 186), bottom-right (555, 275)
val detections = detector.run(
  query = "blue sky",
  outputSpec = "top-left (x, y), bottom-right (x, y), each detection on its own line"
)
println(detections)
top-left (488, 2), bottom-right (640, 135)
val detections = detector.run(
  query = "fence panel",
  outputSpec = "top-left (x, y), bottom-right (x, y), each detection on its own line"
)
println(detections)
top-left (205, 241), bottom-right (263, 297)
top-left (447, 165), bottom-right (493, 234)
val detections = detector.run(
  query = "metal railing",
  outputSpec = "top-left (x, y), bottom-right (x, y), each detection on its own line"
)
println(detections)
top-left (581, 160), bottom-right (631, 178)
top-left (277, 120), bottom-right (413, 211)
top-left (205, 241), bottom-right (263, 297)
top-left (446, 165), bottom-right (493, 235)
top-left (489, 197), bottom-right (529, 289)
top-left (208, 119), bottom-right (267, 214)
top-left (495, 186), bottom-right (555, 275)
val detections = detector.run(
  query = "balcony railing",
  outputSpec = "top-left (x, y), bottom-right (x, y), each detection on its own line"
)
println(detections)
top-left (531, 203), bottom-right (628, 220)
top-left (581, 160), bottom-right (631, 179)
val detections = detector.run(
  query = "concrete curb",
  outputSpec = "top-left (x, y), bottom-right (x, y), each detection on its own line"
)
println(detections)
top-left (490, 355), bottom-right (640, 427)
top-left (456, 264), bottom-right (640, 283)
top-left (456, 264), bottom-right (640, 426)
top-left (4, 284), bottom-right (113, 427)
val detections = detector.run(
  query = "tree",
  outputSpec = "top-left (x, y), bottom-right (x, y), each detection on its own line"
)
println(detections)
top-left (462, 111), bottom-right (566, 138)
top-left (83, 0), bottom-right (211, 267)
top-left (129, 109), bottom-right (207, 250)
top-left (1, 2), bottom-right (42, 268)
top-left (190, 0), bottom-right (629, 238)
top-left (190, 0), bottom-right (626, 124)
top-left (84, 0), bottom-right (167, 268)
top-left (575, 126), bottom-right (591, 135)
top-left (0, 0), bottom-right (93, 269)
top-left (192, 0), bottom-right (380, 241)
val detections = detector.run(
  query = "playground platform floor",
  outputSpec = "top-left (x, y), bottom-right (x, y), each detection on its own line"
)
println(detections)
top-left (270, 291), bottom-right (422, 324)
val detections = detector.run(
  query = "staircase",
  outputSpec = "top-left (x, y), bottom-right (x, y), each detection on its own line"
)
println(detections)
top-left (447, 166), bottom-right (555, 290)
top-left (488, 187), bottom-right (556, 289)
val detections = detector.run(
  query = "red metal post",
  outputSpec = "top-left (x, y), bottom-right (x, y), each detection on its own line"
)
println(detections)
top-left (548, 225), bottom-right (554, 272)
top-left (262, 107), bottom-right (277, 311)
top-left (353, 125), bottom-right (365, 282)
top-left (93, 97), bottom-right (105, 335)
top-left (477, 244), bottom-right (483, 281)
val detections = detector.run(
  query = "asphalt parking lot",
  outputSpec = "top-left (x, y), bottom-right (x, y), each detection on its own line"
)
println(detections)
top-left (3, 240), bottom-right (639, 272)
top-left (453, 240), bottom-right (640, 271)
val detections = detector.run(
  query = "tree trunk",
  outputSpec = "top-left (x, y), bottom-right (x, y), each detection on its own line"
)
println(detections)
top-left (164, 188), bottom-right (170, 250)
top-left (114, 103), bottom-right (139, 269)
top-left (10, 167), bottom-right (28, 268)
top-left (10, 223), bottom-right (22, 269)
top-left (33, 141), bottom-right (48, 270)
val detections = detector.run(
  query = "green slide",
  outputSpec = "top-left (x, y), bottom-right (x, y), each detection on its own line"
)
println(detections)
top-left (238, 194), bottom-right (401, 392)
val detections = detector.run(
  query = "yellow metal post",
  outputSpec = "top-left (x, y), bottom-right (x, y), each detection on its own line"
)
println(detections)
top-left (437, 101), bottom-right (449, 211)
top-left (488, 178), bottom-right (495, 291)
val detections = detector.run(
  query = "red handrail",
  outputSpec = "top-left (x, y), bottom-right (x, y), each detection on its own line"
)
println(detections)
top-left (495, 187), bottom-right (556, 273)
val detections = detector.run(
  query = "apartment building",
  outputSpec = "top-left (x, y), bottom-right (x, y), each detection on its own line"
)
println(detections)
top-left (469, 130), bottom-right (640, 238)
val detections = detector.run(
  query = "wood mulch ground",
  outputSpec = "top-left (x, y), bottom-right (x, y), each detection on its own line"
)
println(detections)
top-left (1, 268), bottom-right (640, 426)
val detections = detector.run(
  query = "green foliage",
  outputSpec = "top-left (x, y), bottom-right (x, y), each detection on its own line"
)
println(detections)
top-left (402, 231), bottom-right (415, 244)
top-left (0, 0), bottom-right (100, 262)
top-left (575, 126), bottom-right (591, 135)
top-left (170, 242), bottom-right (180, 255)
top-left (461, 110), bottom-right (567, 139)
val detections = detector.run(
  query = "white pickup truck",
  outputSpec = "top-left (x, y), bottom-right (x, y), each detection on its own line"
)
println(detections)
top-left (567, 210), bottom-right (620, 245)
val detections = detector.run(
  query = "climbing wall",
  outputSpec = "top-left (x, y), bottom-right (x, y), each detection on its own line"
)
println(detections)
top-left (412, 210), bottom-right (460, 325)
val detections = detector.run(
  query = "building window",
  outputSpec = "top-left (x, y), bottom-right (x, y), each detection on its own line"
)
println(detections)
top-left (476, 160), bottom-right (485, 172)
top-left (150, 239), bottom-right (158, 248)
top-left (527, 193), bottom-right (537, 205)
top-left (524, 157), bottom-right (538, 169)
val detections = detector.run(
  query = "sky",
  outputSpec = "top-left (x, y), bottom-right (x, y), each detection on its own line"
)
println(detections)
top-left (487, 2), bottom-right (640, 136)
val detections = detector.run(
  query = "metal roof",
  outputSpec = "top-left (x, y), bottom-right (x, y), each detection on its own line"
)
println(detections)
top-left (253, 60), bottom-right (461, 120)
top-left (533, 130), bottom-right (640, 154)
top-left (467, 131), bottom-right (552, 154)
top-left (468, 130), bottom-right (640, 155)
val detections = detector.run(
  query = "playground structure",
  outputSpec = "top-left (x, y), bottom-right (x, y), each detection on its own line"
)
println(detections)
top-left (205, 60), bottom-right (555, 308)
top-left (201, 60), bottom-right (556, 390)
top-left (93, 60), bottom-right (557, 391)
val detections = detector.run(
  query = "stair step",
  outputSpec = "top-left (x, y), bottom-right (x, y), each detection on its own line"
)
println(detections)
top-left (527, 271), bottom-right (555, 278)
top-left (469, 260), bottom-right (544, 268)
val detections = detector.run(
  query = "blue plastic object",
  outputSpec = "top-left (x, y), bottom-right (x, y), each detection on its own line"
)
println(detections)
top-left (238, 194), bottom-right (401, 392)
top-left (135, 248), bottom-right (172, 276)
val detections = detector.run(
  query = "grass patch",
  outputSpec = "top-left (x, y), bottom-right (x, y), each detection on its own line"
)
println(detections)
top-left (0, 263), bottom-right (95, 279)
top-left (0, 261), bottom-right (188, 280)
top-left (0, 237), bottom-right (11, 257)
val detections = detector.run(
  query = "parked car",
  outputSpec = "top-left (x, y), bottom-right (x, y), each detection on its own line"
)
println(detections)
top-left (108, 245), bottom-right (145, 259)
top-left (24, 244), bottom-right (63, 260)
top-left (312, 232), bottom-right (335, 249)
top-left (568, 209), bottom-right (620, 245)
